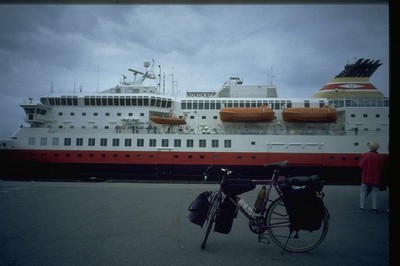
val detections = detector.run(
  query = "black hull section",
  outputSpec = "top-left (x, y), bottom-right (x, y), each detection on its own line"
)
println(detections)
top-left (1, 162), bottom-right (361, 185)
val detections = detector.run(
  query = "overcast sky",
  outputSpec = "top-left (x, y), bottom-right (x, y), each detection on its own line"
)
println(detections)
top-left (0, 3), bottom-right (389, 138)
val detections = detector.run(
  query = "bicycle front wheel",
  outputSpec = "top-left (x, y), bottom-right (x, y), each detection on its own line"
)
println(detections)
top-left (265, 198), bottom-right (329, 252)
top-left (201, 192), bottom-right (222, 249)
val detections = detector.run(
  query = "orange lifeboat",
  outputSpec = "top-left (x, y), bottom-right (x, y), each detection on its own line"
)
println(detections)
top-left (150, 115), bottom-right (186, 125)
top-left (282, 106), bottom-right (337, 123)
top-left (219, 106), bottom-right (275, 122)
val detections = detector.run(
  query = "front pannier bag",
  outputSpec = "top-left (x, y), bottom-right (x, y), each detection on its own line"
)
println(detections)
top-left (214, 197), bottom-right (238, 234)
top-left (188, 191), bottom-right (212, 227)
top-left (279, 175), bottom-right (325, 231)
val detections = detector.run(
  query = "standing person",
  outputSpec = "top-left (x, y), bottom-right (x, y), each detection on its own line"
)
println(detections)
top-left (359, 141), bottom-right (385, 213)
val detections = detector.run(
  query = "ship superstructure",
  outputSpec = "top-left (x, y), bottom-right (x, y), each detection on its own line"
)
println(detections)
top-left (0, 59), bottom-right (389, 183)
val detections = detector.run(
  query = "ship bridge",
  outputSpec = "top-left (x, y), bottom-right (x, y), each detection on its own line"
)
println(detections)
top-left (20, 99), bottom-right (52, 126)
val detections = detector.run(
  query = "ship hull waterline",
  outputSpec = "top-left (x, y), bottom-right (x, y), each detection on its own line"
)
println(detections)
top-left (0, 150), bottom-right (362, 184)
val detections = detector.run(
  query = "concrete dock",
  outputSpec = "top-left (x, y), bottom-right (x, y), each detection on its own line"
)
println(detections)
top-left (0, 180), bottom-right (391, 266)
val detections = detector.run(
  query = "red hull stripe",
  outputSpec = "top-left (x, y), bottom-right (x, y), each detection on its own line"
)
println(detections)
top-left (319, 83), bottom-right (376, 91)
top-left (3, 149), bottom-right (361, 168)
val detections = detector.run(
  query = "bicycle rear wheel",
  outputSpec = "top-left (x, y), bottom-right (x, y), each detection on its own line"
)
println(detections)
top-left (201, 192), bottom-right (222, 249)
top-left (265, 198), bottom-right (329, 252)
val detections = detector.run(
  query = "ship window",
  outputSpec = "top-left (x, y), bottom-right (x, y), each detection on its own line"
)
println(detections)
top-left (251, 155), bottom-right (256, 160)
top-left (94, 113), bottom-right (98, 116)
top-left (117, 113), bottom-right (121, 116)
top-left (144, 97), bottom-right (149, 106)
top-left (187, 139), bottom-right (194, 147)
top-left (174, 139), bottom-right (181, 147)
top-left (76, 138), bottom-right (83, 146)
top-left (88, 138), bottom-right (95, 146)
top-left (274, 102), bottom-right (280, 110)
top-left (52, 138), bottom-right (59, 146)
top-left (196, 100), bottom-right (202, 109)
top-left (140, 113), bottom-right (144, 116)
top-left (49, 98), bottom-right (55, 105)
top-left (55, 98), bottom-right (61, 105)
top-left (319, 101), bottom-right (325, 107)
top-left (202, 116), bottom-right (206, 119)
top-left (114, 97), bottom-right (119, 106)
top-left (105, 113), bottom-right (110, 116)
top-left (40, 137), bottom-right (47, 146)
top-left (188, 155), bottom-right (193, 159)
top-left (112, 138), bottom-right (119, 146)
top-left (363, 114), bottom-right (368, 118)
top-left (137, 97), bottom-right (143, 106)
top-left (167, 100), bottom-right (172, 108)
top-left (131, 97), bottom-right (136, 106)
top-left (58, 112), bottom-right (63, 116)
top-left (101, 98), bottom-right (107, 106)
top-left (212, 139), bottom-right (219, 148)
top-left (193, 100), bottom-right (198, 109)
top-left (162, 139), bottom-right (169, 147)
top-left (227, 101), bottom-right (233, 108)
top-left (108, 97), bottom-right (113, 106)
top-left (137, 139), bottom-right (144, 147)
top-left (251, 141), bottom-right (256, 145)
top-left (354, 142), bottom-right (359, 146)
top-left (187, 101), bottom-right (192, 109)
top-left (174, 155), bottom-right (179, 159)
top-left (200, 155), bottom-right (205, 159)
top-left (96, 98), bottom-right (101, 106)
top-left (189, 116), bottom-right (195, 119)
top-left (84, 97), bottom-right (89, 106)
top-left (125, 139), bottom-right (132, 147)
top-left (70, 112), bottom-right (75, 116)
top-left (125, 97), bottom-right (131, 106)
top-left (237, 155), bottom-right (242, 159)
top-left (199, 139), bottom-right (206, 148)
top-left (224, 139), bottom-right (232, 148)
top-left (100, 138), bottom-right (107, 146)
top-left (61, 97), bottom-right (67, 106)
top-left (64, 138), bottom-right (71, 146)
top-left (88, 97), bottom-right (95, 106)
top-left (216, 101), bottom-right (221, 109)
top-left (287, 101), bottom-right (292, 108)
top-left (204, 101), bottom-right (210, 109)
top-left (149, 139), bottom-right (156, 147)
top-left (376, 114), bottom-right (380, 118)
top-left (213, 116), bottom-right (218, 120)
top-left (304, 101), bottom-right (310, 108)
top-left (210, 101), bottom-right (216, 109)
top-left (233, 101), bottom-right (238, 107)
top-left (120, 97), bottom-right (125, 106)
top-left (156, 98), bottom-right (161, 107)
top-left (150, 97), bottom-right (156, 106)
top-left (251, 101), bottom-right (256, 107)
top-left (161, 99), bottom-right (167, 108)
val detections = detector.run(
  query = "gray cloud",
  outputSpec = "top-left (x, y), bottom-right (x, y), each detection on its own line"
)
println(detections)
top-left (0, 4), bottom-right (389, 138)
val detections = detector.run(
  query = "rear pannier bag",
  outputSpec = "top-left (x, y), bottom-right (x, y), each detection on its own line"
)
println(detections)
top-left (188, 191), bottom-right (212, 227)
top-left (214, 197), bottom-right (238, 234)
top-left (221, 179), bottom-right (256, 196)
top-left (279, 175), bottom-right (325, 231)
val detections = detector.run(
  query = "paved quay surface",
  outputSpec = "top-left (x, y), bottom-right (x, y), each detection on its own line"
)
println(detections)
top-left (0, 180), bottom-right (392, 266)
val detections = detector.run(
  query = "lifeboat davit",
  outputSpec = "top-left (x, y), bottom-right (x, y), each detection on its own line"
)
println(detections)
top-left (150, 115), bottom-right (186, 125)
top-left (282, 106), bottom-right (337, 123)
top-left (219, 106), bottom-right (275, 122)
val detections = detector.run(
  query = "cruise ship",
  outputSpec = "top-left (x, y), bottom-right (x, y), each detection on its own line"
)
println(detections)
top-left (0, 58), bottom-right (389, 183)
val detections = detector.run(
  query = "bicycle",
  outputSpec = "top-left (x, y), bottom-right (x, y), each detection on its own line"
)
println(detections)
top-left (200, 160), bottom-right (330, 253)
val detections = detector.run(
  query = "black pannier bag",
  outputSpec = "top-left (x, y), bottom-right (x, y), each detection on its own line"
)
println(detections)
top-left (279, 175), bottom-right (325, 231)
top-left (188, 191), bottom-right (212, 227)
top-left (214, 197), bottom-right (238, 234)
top-left (221, 179), bottom-right (256, 196)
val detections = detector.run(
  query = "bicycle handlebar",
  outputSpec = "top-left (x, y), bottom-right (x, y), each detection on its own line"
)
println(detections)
top-left (203, 161), bottom-right (290, 182)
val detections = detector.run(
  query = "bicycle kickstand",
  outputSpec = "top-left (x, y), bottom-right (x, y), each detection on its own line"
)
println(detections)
top-left (258, 233), bottom-right (270, 245)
